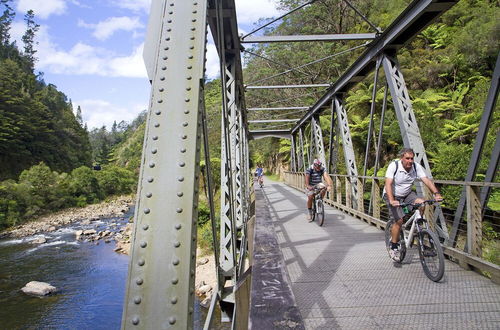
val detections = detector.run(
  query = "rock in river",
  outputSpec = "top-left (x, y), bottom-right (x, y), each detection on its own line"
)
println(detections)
top-left (21, 281), bottom-right (57, 296)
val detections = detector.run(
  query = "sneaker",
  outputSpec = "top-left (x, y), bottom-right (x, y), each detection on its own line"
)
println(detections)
top-left (389, 248), bottom-right (400, 261)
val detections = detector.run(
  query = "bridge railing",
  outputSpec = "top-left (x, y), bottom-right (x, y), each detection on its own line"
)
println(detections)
top-left (284, 171), bottom-right (500, 284)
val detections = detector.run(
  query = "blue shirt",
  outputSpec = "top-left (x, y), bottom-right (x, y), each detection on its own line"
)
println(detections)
top-left (255, 168), bottom-right (263, 176)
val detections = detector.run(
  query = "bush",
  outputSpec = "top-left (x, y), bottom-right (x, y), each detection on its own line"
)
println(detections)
top-left (95, 166), bottom-right (136, 196)
top-left (66, 166), bottom-right (103, 205)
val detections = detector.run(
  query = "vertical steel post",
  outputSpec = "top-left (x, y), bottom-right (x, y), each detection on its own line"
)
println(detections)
top-left (298, 127), bottom-right (306, 171)
top-left (291, 133), bottom-right (297, 172)
top-left (363, 57), bottom-right (381, 181)
top-left (327, 99), bottom-right (336, 174)
top-left (122, 1), bottom-right (208, 328)
top-left (382, 53), bottom-right (448, 239)
top-left (480, 131), bottom-right (500, 211)
top-left (466, 186), bottom-right (482, 257)
top-left (333, 96), bottom-right (359, 207)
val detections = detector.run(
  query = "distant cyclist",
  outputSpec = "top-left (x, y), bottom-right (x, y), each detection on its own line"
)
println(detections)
top-left (305, 159), bottom-right (333, 222)
top-left (255, 165), bottom-right (264, 187)
top-left (384, 148), bottom-right (442, 261)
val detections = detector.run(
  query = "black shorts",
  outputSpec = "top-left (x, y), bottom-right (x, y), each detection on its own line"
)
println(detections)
top-left (384, 192), bottom-right (418, 221)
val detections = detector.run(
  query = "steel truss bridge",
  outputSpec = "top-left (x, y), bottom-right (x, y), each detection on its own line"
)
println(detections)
top-left (122, 0), bottom-right (499, 328)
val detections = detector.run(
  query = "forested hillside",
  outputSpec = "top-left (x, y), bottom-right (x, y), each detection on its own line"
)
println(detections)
top-left (0, 3), bottom-right (92, 180)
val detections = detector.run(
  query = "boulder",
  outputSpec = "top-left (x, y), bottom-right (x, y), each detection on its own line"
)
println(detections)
top-left (21, 281), bottom-right (57, 296)
top-left (32, 237), bottom-right (47, 244)
top-left (198, 284), bottom-right (212, 295)
top-left (200, 296), bottom-right (211, 309)
top-left (83, 229), bottom-right (96, 235)
top-left (197, 257), bottom-right (209, 266)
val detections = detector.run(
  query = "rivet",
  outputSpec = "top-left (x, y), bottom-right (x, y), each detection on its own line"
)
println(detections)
top-left (144, 208), bottom-right (150, 214)
top-left (160, 77), bottom-right (165, 81)
top-left (193, 10), bottom-right (197, 14)
top-left (157, 99), bottom-right (163, 103)
top-left (190, 37), bottom-right (195, 40)
top-left (153, 136), bottom-right (158, 140)
top-left (165, 37), bottom-right (170, 41)
top-left (167, 28), bottom-right (171, 32)
top-left (191, 270), bottom-right (195, 276)
top-left (161, 66), bottom-right (167, 70)
top-left (163, 56), bottom-right (168, 60)
top-left (181, 135), bottom-right (187, 140)
top-left (152, 149), bottom-right (157, 154)
top-left (186, 87), bottom-right (191, 91)
top-left (191, 27), bottom-right (196, 31)
top-left (138, 259), bottom-right (145, 266)
top-left (189, 307), bottom-right (194, 314)
top-left (169, 11), bottom-right (173, 14)
top-left (134, 297), bottom-right (142, 304)
top-left (187, 76), bottom-right (192, 80)
top-left (167, 20), bottom-right (172, 23)
top-left (173, 258), bottom-right (180, 266)
top-left (188, 55), bottom-right (194, 59)
top-left (178, 176), bottom-right (184, 182)
top-left (171, 297), bottom-right (178, 304)
top-left (147, 177), bottom-right (154, 183)
top-left (179, 162), bottom-right (185, 167)
top-left (149, 162), bottom-right (155, 168)
top-left (194, 2), bottom-right (198, 5)
top-left (142, 224), bottom-right (149, 230)
top-left (184, 110), bottom-right (190, 114)
top-left (176, 208), bottom-right (183, 213)
top-left (185, 98), bottom-right (190, 102)
top-left (192, 19), bottom-right (197, 22)
top-left (140, 241), bottom-right (147, 248)
top-left (159, 88), bottom-right (164, 92)
top-left (187, 65), bottom-right (193, 69)
top-left (146, 192), bottom-right (152, 198)
top-left (132, 317), bottom-right (140, 325)
top-left (180, 148), bottom-right (186, 153)
top-left (175, 224), bottom-right (182, 230)
top-left (136, 278), bottom-right (143, 285)
top-left (190, 288), bottom-right (194, 294)
top-left (155, 110), bottom-right (161, 115)
top-left (172, 278), bottom-right (179, 284)
top-left (170, 3), bottom-right (174, 6)
top-left (190, 46), bottom-right (194, 49)
top-left (183, 122), bottom-right (188, 127)
top-left (174, 241), bottom-right (181, 248)
top-left (169, 317), bottom-right (176, 325)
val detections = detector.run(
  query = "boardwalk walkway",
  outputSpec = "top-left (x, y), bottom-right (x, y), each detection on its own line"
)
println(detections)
top-left (255, 179), bottom-right (500, 329)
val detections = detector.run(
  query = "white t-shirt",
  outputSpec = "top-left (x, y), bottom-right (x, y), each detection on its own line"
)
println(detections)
top-left (385, 160), bottom-right (427, 197)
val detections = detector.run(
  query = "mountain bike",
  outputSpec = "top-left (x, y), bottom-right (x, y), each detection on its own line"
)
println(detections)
top-left (385, 199), bottom-right (445, 282)
top-left (311, 186), bottom-right (326, 226)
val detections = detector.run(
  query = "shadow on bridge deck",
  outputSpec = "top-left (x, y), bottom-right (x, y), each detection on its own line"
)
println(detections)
top-left (250, 180), bottom-right (500, 330)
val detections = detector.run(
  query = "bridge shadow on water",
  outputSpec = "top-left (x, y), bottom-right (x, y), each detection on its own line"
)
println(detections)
top-left (257, 180), bottom-right (500, 329)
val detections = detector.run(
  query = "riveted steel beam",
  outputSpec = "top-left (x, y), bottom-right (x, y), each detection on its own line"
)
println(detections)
top-left (122, 1), bottom-right (208, 328)
top-left (298, 128), bottom-right (306, 171)
top-left (249, 130), bottom-right (291, 140)
top-left (246, 84), bottom-right (330, 89)
top-left (311, 116), bottom-right (326, 166)
top-left (333, 96), bottom-right (359, 206)
top-left (248, 107), bottom-right (309, 111)
top-left (241, 33), bottom-right (376, 43)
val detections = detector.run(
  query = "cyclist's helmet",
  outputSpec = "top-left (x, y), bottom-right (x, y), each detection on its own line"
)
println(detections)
top-left (313, 159), bottom-right (322, 166)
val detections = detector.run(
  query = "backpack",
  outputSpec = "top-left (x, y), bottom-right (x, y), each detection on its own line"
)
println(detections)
top-left (393, 160), bottom-right (416, 177)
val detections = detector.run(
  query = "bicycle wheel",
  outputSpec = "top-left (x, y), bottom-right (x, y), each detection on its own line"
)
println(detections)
top-left (417, 229), bottom-right (445, 282)
top-left (317, 199), bottom-right (325, 226)
top-left (384, 220), bottom-right (406, 262)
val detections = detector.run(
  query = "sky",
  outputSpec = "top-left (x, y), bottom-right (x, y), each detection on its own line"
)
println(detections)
top-left (9, 0), bottom-right (281, 130)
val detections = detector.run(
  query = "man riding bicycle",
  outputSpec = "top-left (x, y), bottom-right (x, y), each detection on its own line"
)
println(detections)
top-left (384, 148), bottom-right (442, 261)
top-left (305, 159), bottom-right (333, 222)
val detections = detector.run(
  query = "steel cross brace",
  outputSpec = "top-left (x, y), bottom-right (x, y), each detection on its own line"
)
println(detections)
top-left (382, 53), bottom-right (449, 240)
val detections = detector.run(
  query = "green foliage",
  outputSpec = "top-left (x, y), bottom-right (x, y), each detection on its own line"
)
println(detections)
top-left (95, 166), bottom-right (136, 196)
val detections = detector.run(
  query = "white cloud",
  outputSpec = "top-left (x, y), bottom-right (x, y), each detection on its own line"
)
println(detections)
top-left (17, 0), bottom-right (67, 19)
top-left (111, 0), bottom-right (151, 13)
top-left (17, 23), bottom-right (148, 78)
top-left (235, 0), bottom-right (280, 25)
top-left (76, 99), bottom-right (146, 129)
top-left (78, 16), bottom-right (144, 41)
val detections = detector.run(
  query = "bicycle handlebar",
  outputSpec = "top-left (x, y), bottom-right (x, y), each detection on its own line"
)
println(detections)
top-left (399, 199), bottom-right (443, 207)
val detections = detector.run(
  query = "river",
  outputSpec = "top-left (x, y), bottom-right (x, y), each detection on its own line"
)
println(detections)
top-left (0, 209), bottom-right (227, 329)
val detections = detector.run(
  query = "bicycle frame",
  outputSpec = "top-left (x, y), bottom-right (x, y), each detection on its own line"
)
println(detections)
top-left (401, 209), bottom-right (425, 249)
